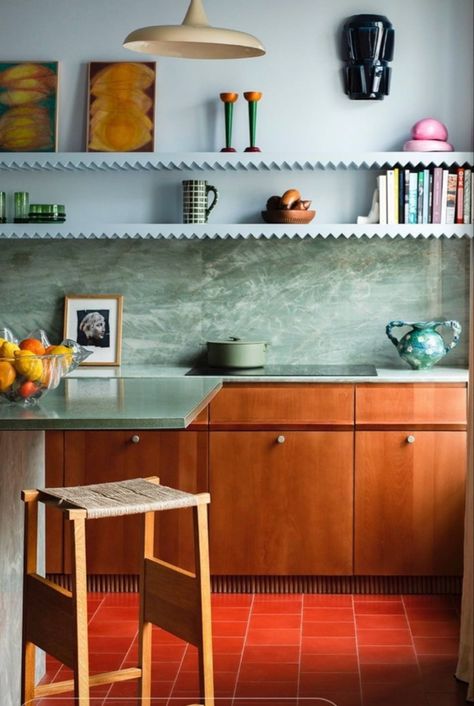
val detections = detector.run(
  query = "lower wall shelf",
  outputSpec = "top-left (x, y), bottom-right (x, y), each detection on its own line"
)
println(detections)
top-left (0, 223), bottom-right (472, 240)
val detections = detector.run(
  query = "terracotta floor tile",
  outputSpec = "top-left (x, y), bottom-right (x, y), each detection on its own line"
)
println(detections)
top-left (362, 682), bottom-right (429, 706)
top-left (211, 606), bottom-right (250, 621)
top-left (252, 600), bottom-right (302, 614)
top-left (243, 645), bottom-right (300, 662)
top-left (359, 662), bottom-right (421, 685)
top-left (304, 594), bottom-right (353, 607)
top-left (354, 594), bottom-right (402, 602)
top-left (212, 619), bottom-right (248, 637)
top-left (298, 695), bottom-right (362, 706)
top-left (246, 627), bottom-right (301, 646)
top-left (413, 637), bottom-right (460, 655)
top-left (235, 679), bottom-right (298, 697)
top-left (300, 653), bottom-right (359, 673)
top-left (404, 608), bottom-right (459, 622)
top-left (302, 636), bottom-right (357, 654)
top-left (355, 614), bottom-right (409, 629)
top-left (238, 661), bottom-right (299, 681)
top-left (358, 644), bottom-right (417, 664)
top-left (353, 601), bottom-right (405, 615)
top-left (298, 670), bottom-right (361, 693)
top-left (303, 607), bottom-right (354, 622)
top-left (249, 612), bottom-right (301, 629)
top-left (212, 594), bottom-right (253, 607)
top-left (212, 635), bottom-right (246, 653)
top-left (88, 619), bottom-right (138, 638)
top-left (303, 621), bottom-right (355, 637)
top-left (356, 628), bottom-right (412, 646)
top-left (410, 620), bottom-right (460, 637)
top-left (426, 689), bottom-right (471, 705)
top-left (92, 605), bottom-right (139, 622)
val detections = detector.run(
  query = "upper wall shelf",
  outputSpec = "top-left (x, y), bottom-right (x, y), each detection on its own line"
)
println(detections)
top-left (0, 152), bottom-right (472, 172)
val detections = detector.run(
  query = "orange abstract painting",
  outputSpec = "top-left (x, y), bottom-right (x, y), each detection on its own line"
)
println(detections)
top-left (87, 62), bottom-right (156, 152)
top-left (0, 62), bottom-right (58, 151)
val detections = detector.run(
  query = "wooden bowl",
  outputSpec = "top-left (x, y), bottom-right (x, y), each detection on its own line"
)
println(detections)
top-left (261, 209), bottom-right (316, 225)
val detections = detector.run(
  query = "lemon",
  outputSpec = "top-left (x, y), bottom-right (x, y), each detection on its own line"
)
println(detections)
top-left (47, 344), bottom-right (73, 372)
top-left (14, 350), bottom-right (43, 381)
top-left (1, 341), bottom-right (20, 359)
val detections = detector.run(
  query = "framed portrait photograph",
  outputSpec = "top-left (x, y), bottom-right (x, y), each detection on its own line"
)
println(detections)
top-left (64, 294), bottom-right (123, 366)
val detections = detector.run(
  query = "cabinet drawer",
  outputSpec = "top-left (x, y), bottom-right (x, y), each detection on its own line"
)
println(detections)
top-left (356, 384), bottom-right (467, 428)
top-left (209, 383), bottom-right (354, 428)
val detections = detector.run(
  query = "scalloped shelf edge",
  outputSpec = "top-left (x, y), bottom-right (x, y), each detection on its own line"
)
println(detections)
top-left (0, 151), bottom-right (472, 172)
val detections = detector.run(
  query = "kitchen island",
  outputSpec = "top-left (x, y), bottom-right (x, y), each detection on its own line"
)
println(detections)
top-left (0, 376), bottom-right (222, 706)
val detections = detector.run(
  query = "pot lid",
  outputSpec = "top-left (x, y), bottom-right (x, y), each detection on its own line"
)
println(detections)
top-left (207, 337), bottom-right (268, 345)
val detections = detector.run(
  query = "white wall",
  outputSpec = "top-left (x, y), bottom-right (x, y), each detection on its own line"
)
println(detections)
top-left (2, 0), bottom-right (473, 153)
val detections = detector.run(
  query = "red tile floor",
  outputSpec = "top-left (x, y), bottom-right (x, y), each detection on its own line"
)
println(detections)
top-left (37, 592), bottom-right (469, 706)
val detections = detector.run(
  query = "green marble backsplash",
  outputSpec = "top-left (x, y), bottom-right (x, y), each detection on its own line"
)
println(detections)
top-left (1, 238), bottom-right (469, 368)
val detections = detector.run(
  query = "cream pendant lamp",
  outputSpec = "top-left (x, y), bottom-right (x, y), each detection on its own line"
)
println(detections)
top-left (123, 0), bottom-right (265, 59)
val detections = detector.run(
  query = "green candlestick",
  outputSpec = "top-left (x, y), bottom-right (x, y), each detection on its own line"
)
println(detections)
top-left (244, 91), bottom-right (262, 152)
top-left (220, 92), bottom-right (238, 152)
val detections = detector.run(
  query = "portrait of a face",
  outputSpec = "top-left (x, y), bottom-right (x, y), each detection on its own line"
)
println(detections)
top-left (76, 309), bottom-right (110, 348)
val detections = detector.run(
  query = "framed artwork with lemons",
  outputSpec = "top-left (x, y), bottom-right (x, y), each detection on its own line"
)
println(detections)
top-left (0, 61), bottom-right (59, 151)
top-left (86, 61), bottom-right (156, 152)
top-left (64, 294), bottom-right (123, 366)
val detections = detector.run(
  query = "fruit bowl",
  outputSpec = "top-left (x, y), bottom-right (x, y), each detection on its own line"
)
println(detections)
top-left (262, 209), bottom-right (316, 225)
top-left (0, 353), bottom-right (66, 407)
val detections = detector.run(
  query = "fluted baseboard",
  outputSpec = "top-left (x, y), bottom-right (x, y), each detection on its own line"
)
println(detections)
top-left (47, 573), bottom-right (462, 594)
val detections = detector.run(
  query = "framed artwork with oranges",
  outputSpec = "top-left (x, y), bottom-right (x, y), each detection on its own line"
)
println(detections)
top-left (64, 294), bottom-right (123, 366)
top-left (86, 61), bottom-right (156, 152)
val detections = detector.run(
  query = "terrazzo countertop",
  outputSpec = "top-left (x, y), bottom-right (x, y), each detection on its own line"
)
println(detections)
top-left (69, 365), bottom-right (469, 383)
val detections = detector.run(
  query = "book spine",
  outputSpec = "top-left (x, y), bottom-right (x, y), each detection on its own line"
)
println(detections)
top-left (386, 169), bottom-right (395, 224)
top-left (398, 167), bottom-right (405, 223)
top-left (440, 169), bottom-right (449, 223)
top-left (445, 171), bottom-right (458, 224)
top-left (455, 167), bottom-right (464, 224)
top-left (377, 174), bottom-right (387, 224)
top-left (464, 169), bottom-right (472, 224)
top-left (408, 171), bottom-right (418, 224)
top-left (432, 167), bottom-right (443, 223)
top-left (422, 168), bottom-right (430, 224)
top-left (404, 169), bottom-right (410, 223)
top-left (417, 171), bottom-right (424, 224)
top-left (393, 167), bottom-right (399, 224)
top-left (428, 172), bottom-right (433, 223)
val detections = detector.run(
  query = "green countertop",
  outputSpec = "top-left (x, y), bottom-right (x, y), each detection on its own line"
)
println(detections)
top-left (0, 377), bottom-right (222, 431)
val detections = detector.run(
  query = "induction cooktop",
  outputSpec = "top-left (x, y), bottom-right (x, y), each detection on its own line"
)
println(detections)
top-left (186, 364), bottom-right (377, 377)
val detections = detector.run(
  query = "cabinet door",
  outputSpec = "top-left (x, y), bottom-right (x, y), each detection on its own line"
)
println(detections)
top-left (210, 431), bottom-right (353, 575)
top-left (355, 431), bottom-right (466, 575)
top-left (63, 430), bottom-right (208, 574)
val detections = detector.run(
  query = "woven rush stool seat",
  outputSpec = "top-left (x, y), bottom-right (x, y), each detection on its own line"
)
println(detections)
top-left (39, 477), bottom-right (206, 518)
top-left (21, 476), bottom-right (214, 706)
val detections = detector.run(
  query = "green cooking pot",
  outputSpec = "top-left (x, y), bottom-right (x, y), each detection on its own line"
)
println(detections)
top-left (207, 337), bottom-right (269, 368)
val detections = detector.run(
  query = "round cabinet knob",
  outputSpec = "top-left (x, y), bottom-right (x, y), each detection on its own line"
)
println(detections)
top-left (131, 434), bottom-right (140, 444)
top-left (406, 435), bottom-right (416, 444)
top-left (277, 435), bottom-right (286, 444)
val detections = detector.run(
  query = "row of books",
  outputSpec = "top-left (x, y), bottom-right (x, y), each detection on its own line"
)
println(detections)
top-left (377, 166), bottom-right (473, 225)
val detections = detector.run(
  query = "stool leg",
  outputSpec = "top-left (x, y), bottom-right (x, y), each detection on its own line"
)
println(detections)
top-left (138, 511), bottom-right (155, 705)
top-left (21, 492), bottom-right (39, 706)
top-left (194, 503), bottom-right (214, 706)
top-left (70, 517), bottom-right (90, 705)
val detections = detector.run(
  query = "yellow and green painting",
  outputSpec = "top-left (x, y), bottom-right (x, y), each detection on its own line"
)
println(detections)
top-left (87, 62), bottom-right (156, 152)
top-left (0, 61), bottom-right (58, 151)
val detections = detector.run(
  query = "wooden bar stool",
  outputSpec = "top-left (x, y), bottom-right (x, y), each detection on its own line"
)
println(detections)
top-left (21, 476), bottom-right (214, 706)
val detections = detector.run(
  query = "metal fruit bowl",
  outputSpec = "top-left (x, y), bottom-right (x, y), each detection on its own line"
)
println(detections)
top-left (262, 209), bottom-right (316, 224)
top-left (0, 354), bottom-right (65, 407)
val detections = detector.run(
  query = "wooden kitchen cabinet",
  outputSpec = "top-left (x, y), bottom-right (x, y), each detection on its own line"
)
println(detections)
top-left (210, 430), bottom-right (354, 575)
top-left (46, 425), bottom-right (208, 576)
top-left (209, 383), bottom-right (355, 576)
top-left (354, 383), bottom-right (467, 577)
top-left (355, 430), bottom-right (466, 575)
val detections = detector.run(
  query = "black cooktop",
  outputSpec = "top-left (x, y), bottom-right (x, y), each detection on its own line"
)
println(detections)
top-left (186, 364), bottom-right (377, 377)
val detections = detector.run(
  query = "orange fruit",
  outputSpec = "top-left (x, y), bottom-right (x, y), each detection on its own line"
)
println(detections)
top-left (19, 337), bottom-right (46, 355)
top-left (0, 360), bottom-right (16, 391)
top-left (13, 350), bottom-right (43, 381)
